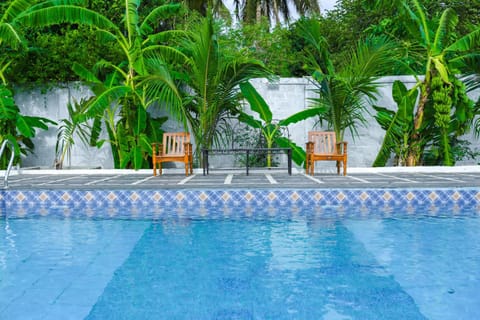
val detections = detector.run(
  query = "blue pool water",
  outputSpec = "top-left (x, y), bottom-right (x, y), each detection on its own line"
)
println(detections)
top-left (1, 206), bottom-right (480, 319)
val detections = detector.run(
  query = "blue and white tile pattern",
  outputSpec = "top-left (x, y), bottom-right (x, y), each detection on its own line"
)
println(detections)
top-left (1, 188), bottom-right (480, 219)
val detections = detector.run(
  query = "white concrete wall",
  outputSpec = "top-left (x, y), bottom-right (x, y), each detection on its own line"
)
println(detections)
top-left (14, 84), bottom-right (113, 169)
top-left (15, 77), bottom-right (480, 169)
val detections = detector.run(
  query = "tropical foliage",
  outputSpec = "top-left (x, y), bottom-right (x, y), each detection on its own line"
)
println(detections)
top-left (17, 0), bottom-right (186, 169)
top-left (55, 97), bottom-right (100, 169)
top-left (221, 18), bottom-right (301, 76)
top-left (233, 0), bottom-right (320, 25)
top-left (0, 84), bottom-right (55, 169)
top-left (238, 81), bottom-right (321, 166)
top-left (178, 15), bottom-right (271, 160)
top-left (296, 17), bottom-right (398, 142)
top-left (0, 0), bottom-right (479, 169)
top-left (374, 0), bottom-right (480, 166)
top-left (0, 0), bottom-right (61, 168)
top-left (372, 81), bottom-right (418, 166)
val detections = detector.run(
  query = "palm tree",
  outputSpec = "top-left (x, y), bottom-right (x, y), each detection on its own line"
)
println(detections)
top-left (233, 0), bottom-right (320, 25)
top-left (178, 15), bottom-right (271, 160)
top-left (296, 18), bottom-right (397, 142)
top-left (374, 0), bottom-right (480, 166)
top-left (18, 1), bottom-right (187, 169)
top-left (182, 0), bottom-right (229, 17)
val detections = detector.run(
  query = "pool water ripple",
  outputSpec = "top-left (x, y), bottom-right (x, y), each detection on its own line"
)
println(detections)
top-left (1, 206), bottom-right (479, 319)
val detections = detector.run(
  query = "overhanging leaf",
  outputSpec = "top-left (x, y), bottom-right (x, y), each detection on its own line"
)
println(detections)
top-left (238, 112), bottom-right (263, 130)
top-left (240, 82), bottom-right (272, 123)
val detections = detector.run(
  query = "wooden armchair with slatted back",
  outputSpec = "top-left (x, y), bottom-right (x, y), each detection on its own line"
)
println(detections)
top-left (152, 132), bottom-right (193, 176)
top-left (305, 131), bottom-right (348, 176)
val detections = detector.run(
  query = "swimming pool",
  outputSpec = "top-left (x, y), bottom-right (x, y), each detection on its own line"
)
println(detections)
top-left (1, 189), bottom-right (480, 319)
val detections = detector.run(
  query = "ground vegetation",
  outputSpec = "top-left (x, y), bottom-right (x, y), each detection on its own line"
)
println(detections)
top-left (0, 0), bottom-right (479, 169)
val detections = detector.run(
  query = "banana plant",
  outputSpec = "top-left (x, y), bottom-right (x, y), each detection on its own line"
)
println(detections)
top-left (396, 0), bottom-right (480, 165)
top-left (0, 0), bottom-right (39, 84)
top-left (238, 81), bottom-right (323, 167)
top-left (0, 84), bottom-right (55, 169)
top-left (0, 0), bottom-right (75, 167)
top-left (372, 80), bottom-right (418, 166)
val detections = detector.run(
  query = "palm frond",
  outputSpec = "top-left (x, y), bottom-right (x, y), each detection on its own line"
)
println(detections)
top-left (348, 36), bottom-right (397, 79)
top-left (279, 107), bottom-right (326, 127)
top-left (79, 86), bottom-right (133, 121)
top-left (140, 55), bottom-right (185, 125)
top-left (295, 18), bottom-right (332, 74)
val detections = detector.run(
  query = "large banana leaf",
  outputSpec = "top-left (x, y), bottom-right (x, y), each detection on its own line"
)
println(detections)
top-left (140, 3), bottom-right (182, 36)
top-left (2, 0), bottom-right (31, 21)
top-left (275, 136), bottom-right (306, 166)
top-left (279, 107), bottom-right (327, 127)
top-left (373, 81), bottom-right (417, 166)
top-left (0, 23), bottom-right (24, 50)
top-left (446, 28), bottom-right (480, 53)
top-left (134, 106), bottom-right (147, 136)
top-left (237, 112), bottom-right (263, 130)
top-left (239, 82), bottom-right (272, 123)
top-left (17, 5), bottom-right (116, 30)
top-left (432, 8), bottom-right (457, 55)
top-left (17, 115), bottom-right (55, 138)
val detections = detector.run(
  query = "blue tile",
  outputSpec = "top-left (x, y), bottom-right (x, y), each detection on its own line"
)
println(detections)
top-left (2, 188), bottom-right (480, 219)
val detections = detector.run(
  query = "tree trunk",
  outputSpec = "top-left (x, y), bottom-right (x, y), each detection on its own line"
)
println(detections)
top-left (256, 2), bottom-right (262, 24)
top-left (407, 84), bottom-right (430, 166)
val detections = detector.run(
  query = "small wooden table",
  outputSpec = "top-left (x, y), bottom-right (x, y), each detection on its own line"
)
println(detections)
top-left (202, 148), bottom-right (292, 176)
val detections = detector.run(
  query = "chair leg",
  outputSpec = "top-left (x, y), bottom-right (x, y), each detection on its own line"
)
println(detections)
top-left (310, 161), bottom-right (315, 176)
top-left (153, 160), bottom-right (157, 176)
top-left (185, 162), bottom-right (189, 176)
top-left (336, 161), bottom-right (341, 175)
top-left (159, 163), bottom-right (162, 175)
top-left (343, 159), bottom-right (347, 176)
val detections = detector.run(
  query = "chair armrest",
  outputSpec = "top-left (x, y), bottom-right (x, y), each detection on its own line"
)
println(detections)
top-left (152, 143), bottom-right (163, 156)
top-left (184, 142), bottom-right (193, 155)
top-left (336, 141), bottom-right (348, 154)
top-left (306, 141), bottom-right (314, 154)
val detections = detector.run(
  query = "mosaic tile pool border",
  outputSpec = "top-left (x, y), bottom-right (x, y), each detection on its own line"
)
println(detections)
top-left (1, 188), bottom-right (480, 218)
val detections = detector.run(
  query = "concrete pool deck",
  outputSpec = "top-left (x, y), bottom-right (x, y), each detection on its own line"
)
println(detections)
top-left (3, 166), bottom-right (480, 190)
top-left (2, 166), bottom-right (480, 218)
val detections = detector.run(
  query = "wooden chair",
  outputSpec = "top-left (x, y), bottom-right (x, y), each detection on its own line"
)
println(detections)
top-left (152, 132), bottom-right (193, 176)
top-left (306, 131), bottom-right (347, 176)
